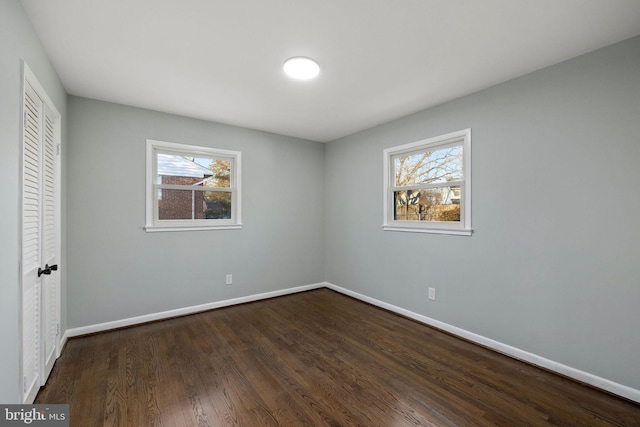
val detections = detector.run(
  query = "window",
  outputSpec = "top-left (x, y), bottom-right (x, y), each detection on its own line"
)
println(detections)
top-left (145, 139), bottom-right (241, 232)
top-left (383, 129), bottom-right (471, 236)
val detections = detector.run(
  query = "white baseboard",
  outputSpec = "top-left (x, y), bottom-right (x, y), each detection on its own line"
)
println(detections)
top-left (325, 282), bottom-right (640, 404)
top-left (58, 329), bottom-right (69, 355)
top-left (62, 281), bottom-right (639, 404)
top-left (65, 282), bottom-right (325, 338)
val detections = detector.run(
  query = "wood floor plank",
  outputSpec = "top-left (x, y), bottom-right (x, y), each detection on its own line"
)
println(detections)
top-left (36, 289), bottom-right (640, 426)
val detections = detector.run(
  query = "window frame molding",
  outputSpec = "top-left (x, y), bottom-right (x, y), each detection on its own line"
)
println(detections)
top-left (145, 139), bottom-right (242, 232)
top-left (382, 128), bottom-right (472, 236)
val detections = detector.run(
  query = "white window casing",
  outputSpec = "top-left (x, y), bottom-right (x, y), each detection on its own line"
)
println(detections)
top-left (145, 139), bottom-right (242, 232)
top-left (383, 129), bottom-right (472, 236)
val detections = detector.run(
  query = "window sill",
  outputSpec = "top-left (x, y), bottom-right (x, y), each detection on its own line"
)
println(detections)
top-left (145, 224), bottom-right (242, 233)
top-left (383, 225), bottom-right (473, 236)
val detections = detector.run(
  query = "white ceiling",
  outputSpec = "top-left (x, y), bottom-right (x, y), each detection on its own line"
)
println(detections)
top-left (21, 0), bottom-right (640, 142)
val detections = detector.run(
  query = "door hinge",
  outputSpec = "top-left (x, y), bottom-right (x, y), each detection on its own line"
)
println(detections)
top-left (23, 111), bottom-right (28, 129)
top-left (56, 144), bottom-right (61, 156)
top-left (56, 323), bottom-right (60, 337)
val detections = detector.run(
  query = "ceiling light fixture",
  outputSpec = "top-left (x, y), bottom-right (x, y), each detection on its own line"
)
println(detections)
top-left (283, 56), bottom-right (320, 80)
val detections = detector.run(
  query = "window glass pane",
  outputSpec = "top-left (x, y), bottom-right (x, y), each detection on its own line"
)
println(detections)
top-left (203, 191), bottom-right (232, 219)
top-left (394, 145), bottom-right (462, 186)
top-left (158, 189), bottom-right (231, 220)
top-left (156, 154), bottom-right (231, 188)
top-left (202, 158), bottom-right (231, 189)
top-left (393, 187), bottom-right (461, 222)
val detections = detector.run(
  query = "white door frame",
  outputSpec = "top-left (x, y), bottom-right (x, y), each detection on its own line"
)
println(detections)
top-left (19, 61), bottom-right (62, 404)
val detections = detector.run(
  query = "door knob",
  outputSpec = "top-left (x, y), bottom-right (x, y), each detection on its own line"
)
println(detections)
top-left (37, 264), bottom-right (58, 277)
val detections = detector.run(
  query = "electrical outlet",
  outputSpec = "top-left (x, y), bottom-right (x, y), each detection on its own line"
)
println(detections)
top-left (428, 287), bottom-right (436, 301)
top-left (226, 274), bottom-right (232, 285)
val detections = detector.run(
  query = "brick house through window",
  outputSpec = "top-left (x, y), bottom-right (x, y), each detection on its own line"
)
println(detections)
top-left (157, 154), bottom-right (214, 220)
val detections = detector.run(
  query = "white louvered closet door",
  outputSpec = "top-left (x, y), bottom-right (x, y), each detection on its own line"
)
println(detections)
top-left (41, 102), bottom-right (58, 382)
top-left (21, 66), bottom-right (61, 404)
top-left (22, 81), bottom-right (42, 405)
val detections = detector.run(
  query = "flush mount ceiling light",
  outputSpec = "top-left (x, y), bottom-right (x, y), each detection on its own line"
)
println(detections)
top-left (283, 56), bottom-right (320, 80)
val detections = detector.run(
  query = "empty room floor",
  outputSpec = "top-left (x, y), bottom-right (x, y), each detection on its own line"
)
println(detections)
top-left (35, 289), bottom-right (640, 426)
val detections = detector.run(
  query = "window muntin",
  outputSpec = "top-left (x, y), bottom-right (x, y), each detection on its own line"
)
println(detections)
top-left (146, 140), bottom-right (241, 231)
top-left (383, 129), bottom-right (471, 235)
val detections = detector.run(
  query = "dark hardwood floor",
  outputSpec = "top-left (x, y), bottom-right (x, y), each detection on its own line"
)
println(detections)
top-left (36, 288), bottom-right (640, 426)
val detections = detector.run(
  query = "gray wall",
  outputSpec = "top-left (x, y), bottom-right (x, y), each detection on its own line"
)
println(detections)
top-left (0, 0), bottom-right (67, 403)
top-left (66, 97), bottom-right (325, 328)
top-left (325, 36), bottom-right (640, 390)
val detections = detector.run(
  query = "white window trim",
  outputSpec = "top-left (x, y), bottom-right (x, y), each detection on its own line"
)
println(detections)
top-left (383, 128), bottom-right (472, 236)
top-left (145, 139), bottom-right (242, 232)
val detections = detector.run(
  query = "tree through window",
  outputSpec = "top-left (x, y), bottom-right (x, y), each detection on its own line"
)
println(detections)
top-left (393, 145), bottom-right (463, 222)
